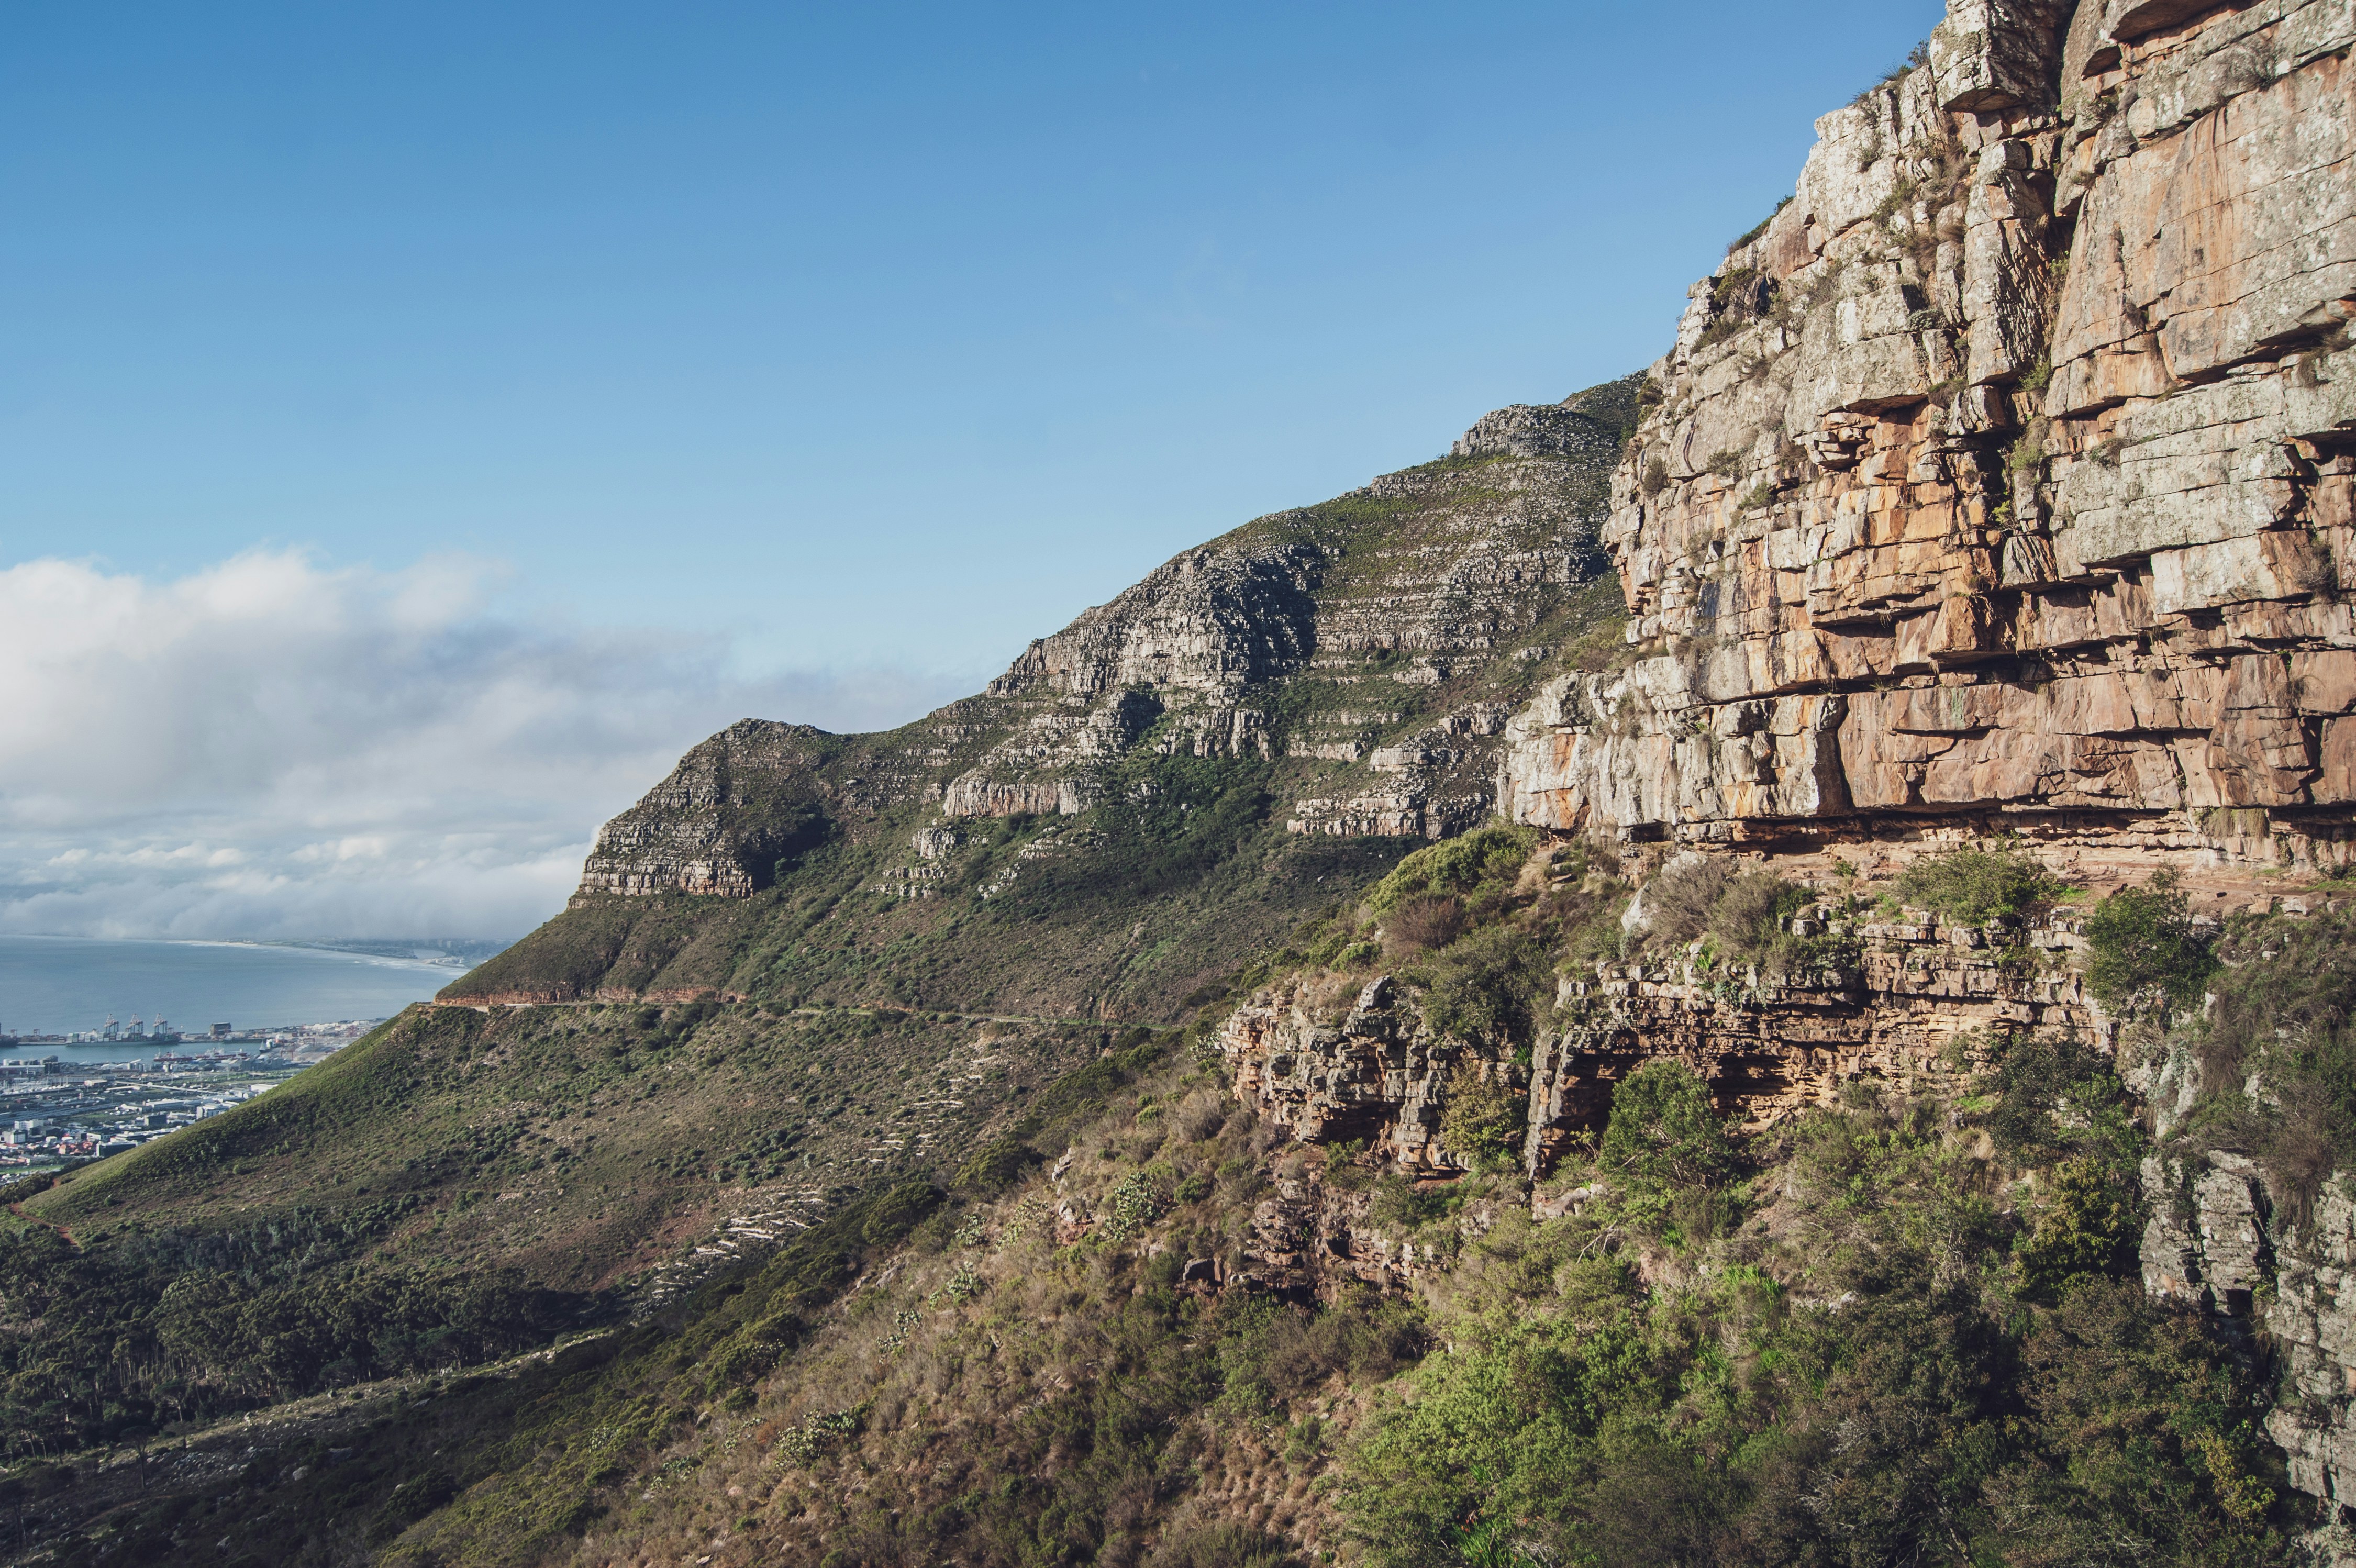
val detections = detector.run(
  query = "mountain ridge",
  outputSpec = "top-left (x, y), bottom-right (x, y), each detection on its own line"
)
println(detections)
top-left (444, 390), bottom-right (1635, 1018)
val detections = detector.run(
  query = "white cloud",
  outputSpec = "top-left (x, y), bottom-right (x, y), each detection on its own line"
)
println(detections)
top-left (0, 550), bottom-right (969, 940)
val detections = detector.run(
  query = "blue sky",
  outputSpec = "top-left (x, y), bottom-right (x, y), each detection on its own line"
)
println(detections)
top-left (6, 1), bottom-right (1940, 683)
top-left (0, 1), bottom-right (1944, 937)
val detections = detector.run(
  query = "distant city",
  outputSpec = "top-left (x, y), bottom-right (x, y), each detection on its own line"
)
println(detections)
top-left (0, 1016), bottom-right (385, 1168)
top-left (1, 1012), bottom-right (362, 1048)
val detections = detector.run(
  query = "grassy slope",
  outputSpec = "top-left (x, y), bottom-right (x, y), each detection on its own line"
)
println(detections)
top-left (375, 869), bottom-right (2312, 1568)
top-left (27, 1004), bottom-right (1109, 1289)
top-left (14, 1033), bottom-right (1196, 1568)
top-left (11, 825), bottom-right (2350, 1565)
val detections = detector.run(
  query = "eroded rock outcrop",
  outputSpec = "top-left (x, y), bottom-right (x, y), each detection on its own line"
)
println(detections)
top-left (944, 422), bottom-right (1624, 839)
top-left (1221, 894), bottom-right (2104, 1181)
top-left (576, 720), bottom-right (844, 899)
top-left (1220, 974), bottom-right (1513, 1172)
top-left (2139, 1148), bottom-right (2356, 1514)
top-left (1496, 0), bottom-right (2356, 873)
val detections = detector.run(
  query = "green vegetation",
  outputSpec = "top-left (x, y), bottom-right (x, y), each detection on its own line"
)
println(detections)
top-left (1896, 842), bottom-right (2071, 926)
top-left (1560, 372), bottom-right (1649, 445)
top-left (2166, 904), bottom-right (2356, 1224)
top-left (1437, 1063), bottom-right (1522, 1172)
top-left (1341, 1082), bottom-right (2283, 1568)
top-left (1595, 1059), bottom-right (1737, 1194)
top-left (0, 1211), bottom-right (569, 1456)
top-left (1639, 857), bottom-right (1832, 974)
top-left (388, 992), bottom-right (2290, 1568)
top-left (1421, 922), bottom-right (1553, 1043)
top-left (1369, 824), bottom-right (1539, 915)
top-left (2084, 871), bottom-right (2218, 1013)
top-left (14, 856), bottom-right (2334, 1565)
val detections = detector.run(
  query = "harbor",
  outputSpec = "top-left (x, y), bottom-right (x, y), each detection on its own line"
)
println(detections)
top-left (0, 1017), bottom-right (383, 1169)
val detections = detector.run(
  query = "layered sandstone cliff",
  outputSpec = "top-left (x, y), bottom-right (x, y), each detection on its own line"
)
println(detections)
top-left (1495, 0), bottom-right (2356, 873)
top-left (1220, 886), bottom-right (2106, 1180)
top-left (941, 406), bottom-right (1622, 840)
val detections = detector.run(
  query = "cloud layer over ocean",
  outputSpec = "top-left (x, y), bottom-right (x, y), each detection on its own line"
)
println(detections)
top-left (0, 551), bottom-right (966, 940)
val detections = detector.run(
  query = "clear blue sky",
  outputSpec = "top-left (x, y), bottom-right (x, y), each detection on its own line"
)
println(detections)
top-left (3, 1), bottom-right (1943, 695)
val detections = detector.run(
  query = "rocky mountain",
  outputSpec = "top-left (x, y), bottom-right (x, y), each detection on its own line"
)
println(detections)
top-left (7, 3), bottom-right (2356, 1564)
top-left (450, 392), bottom-right (1631, 1018)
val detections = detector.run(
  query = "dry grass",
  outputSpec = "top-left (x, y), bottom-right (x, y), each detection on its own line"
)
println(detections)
top-left (544, 1055), bottom-right (1363, 1567)
top-left (1643, 857), bottom-right (1731, 946)
top-left (1384, 894), bottom-right (1466, 957)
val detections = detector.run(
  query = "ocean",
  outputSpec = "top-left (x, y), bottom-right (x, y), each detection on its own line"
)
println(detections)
top-left (0, 935), bottom-right (465, 1056)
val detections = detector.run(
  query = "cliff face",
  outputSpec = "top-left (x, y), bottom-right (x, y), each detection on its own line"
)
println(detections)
top-left (576, 721), bottom-right (845, 898)
top-left (1222, 879), bottom-right (2106, 1176)
top-left (1495, 0), bottom-right (2356, 873)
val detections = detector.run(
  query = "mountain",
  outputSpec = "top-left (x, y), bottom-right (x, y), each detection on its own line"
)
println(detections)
top-left (445, 392), bottom-right (1629, 1021)
top-left (6, 2), bottom-right (2356, 1564)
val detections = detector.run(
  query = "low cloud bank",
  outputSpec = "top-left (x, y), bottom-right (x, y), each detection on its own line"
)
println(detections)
top-left (0, 551), bottom-right (966, 940)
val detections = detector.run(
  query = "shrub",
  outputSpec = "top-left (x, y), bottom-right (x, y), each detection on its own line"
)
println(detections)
top-left (861, 1181), bottom-right (942, 1245)
top-left (1102, 1170), bottom-right (1167, 1241)
top-left (1171, 1090), bottom-right (1228, 1143)
top-left (1369, 1174), bottom-right (1458, 1229)
top-left (1384, 894), bottom-right (1465, 957)
top-left (1438, 1063), bottom-right (1522, 1171)
top-left (1641, 456), bottom-right (1671, 498)
top-left (1369, 824), bottom-right (1536, 914)
top-left (2083, 872), bottom-right (2216, 1012)
top-left (1980, 1032), bottom-right (2136, 1169)
top-left (1598, 1059), bottom-right (1739, 1193)
top-left (2013, 1156), bottom-right (2140, 1302)
top-left (1421, 924), bottom-right (1552, 1043)
top-left (1643, 858), bottom-right (1731, 947)
top-left (952, 1135), bottom-right (1040, 1195)
top-left (1897, 844), bottom-right (2068, 926)
top-left (2196, 908), bottom-right (2356, 1222)
top-left (1708, 871), bottom-right (1810, 959)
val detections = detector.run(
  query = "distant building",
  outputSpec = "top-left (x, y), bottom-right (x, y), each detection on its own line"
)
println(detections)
top-left (210, 1022), bottom-right (231, 1039)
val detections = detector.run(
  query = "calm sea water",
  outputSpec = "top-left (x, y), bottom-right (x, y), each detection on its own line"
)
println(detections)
top-left (0, 936), bottom-right (464, 1051)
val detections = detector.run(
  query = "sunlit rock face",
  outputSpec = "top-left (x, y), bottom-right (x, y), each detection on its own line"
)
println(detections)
top-left (1498, 0), bottom-right (2356, 873)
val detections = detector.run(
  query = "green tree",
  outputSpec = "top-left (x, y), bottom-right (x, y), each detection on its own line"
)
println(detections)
top-left (2084, 872), bottom-right (2216, 1011)
top-left (1439, 1063), bottom-right (1523, 1172)
top-left (2013, 1156), bottom-right (2139, 1302)
top-left (1598, 1060), bottom-right (1738, 1193)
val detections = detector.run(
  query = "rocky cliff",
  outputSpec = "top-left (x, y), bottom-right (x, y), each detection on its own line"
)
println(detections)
top-left (1494, 0), bottom-right (2355, 876)
top-left (1220, 857), bottom-right (2107, 1168)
